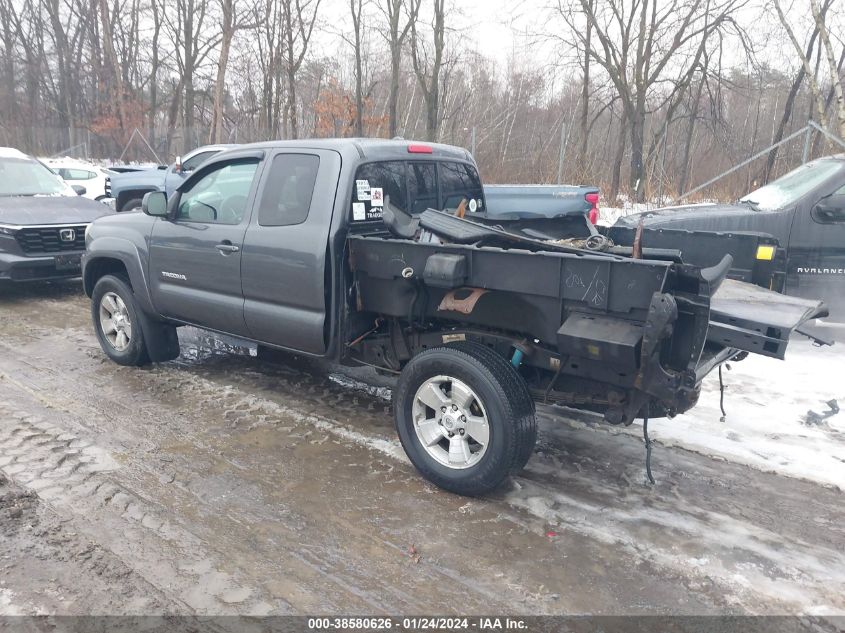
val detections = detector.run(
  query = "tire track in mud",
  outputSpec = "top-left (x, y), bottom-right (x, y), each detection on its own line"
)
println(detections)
top-left (0, 341), bottom-right (555, 614)
top-left (157, 356), bottom-right (845, 614)
top-left (0, 399), bottom-right (284, 615)
top-left (139, 347), bottom-right (845, 614)
top-left (0, 325), bottom-right (843, 614)
top-left (0, 469), bottom-right (174, 615)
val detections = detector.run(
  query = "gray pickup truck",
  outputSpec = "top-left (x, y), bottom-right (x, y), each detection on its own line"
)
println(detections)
top-left (82, 139), bottom-right (826, 495)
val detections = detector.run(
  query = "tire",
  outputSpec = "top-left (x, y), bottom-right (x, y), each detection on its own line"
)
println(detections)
top-left (120, 197), bottom-right (143, 212)
top-left (458, 342), bottom-right (537, 473)
top-left (91, 274), bottom-right (150, 366)
top-left (394, 341), bottom-right (537, 496)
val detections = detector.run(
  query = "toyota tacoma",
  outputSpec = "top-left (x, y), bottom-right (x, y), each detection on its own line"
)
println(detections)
top-left (82, 139), bottom-right (827, 495)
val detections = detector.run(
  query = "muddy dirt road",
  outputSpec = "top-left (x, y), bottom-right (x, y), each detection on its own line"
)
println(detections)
top-left (1, 280), bottom-right (844, 617)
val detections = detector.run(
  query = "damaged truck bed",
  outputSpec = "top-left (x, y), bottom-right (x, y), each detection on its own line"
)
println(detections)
top-left (348, 207), bottom-right (827, 426)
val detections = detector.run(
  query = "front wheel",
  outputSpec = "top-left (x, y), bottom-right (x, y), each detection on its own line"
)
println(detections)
top-left (394, 342), bottom-right (536, 496)
top-left (91, 274), bottom-right (150, 366)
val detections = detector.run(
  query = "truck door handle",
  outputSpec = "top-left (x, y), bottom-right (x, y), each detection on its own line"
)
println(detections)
top-left (215, 241), bottom-right (240, 253)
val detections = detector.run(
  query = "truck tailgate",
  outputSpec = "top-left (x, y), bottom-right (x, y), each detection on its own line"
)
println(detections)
top-left (707, 279), bottom-right (828, 359)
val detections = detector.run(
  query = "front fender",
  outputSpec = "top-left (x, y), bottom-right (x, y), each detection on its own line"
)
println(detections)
top-left (82, 236), bottom-right (156, 315)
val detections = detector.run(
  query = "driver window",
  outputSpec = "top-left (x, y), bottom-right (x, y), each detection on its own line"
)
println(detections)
top-left (812, 183), bottom-right (845, 224)
top-left (177, 159), bottom-right (259, 225)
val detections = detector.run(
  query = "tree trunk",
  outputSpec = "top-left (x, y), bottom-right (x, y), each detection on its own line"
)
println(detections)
top-left (0, 1), bottom-right (18, 146)
top-left (610, 110), bottom-right (627, 203)
top-left (351, 0), bottom-right (364, 136)
top-left (811, 0), bottom-right (845, 140)
top-left (411, 0), bottom-right (445, 142)
top-left (628, 107), bottom-right (645, 202)
top-left (577, 3), bottom-right (592, 178)
top-left (388, 46), bottom-right (401, 137)
top-left (182, 0), bottom-right (196, 151)
top-left (98, 0), bottom-right (129, 142)
top-left (678, 78), bottom-right (703, 195)
top-left (286, 65), bottom-right (298, 139)
top-left (149, 0), bottom-right (161, 147)
top-left (210, 0), bottom-right (234, 144)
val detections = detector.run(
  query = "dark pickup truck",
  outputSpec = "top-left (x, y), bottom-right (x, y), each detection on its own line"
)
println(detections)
top-left (82, 139), bottom-right (826, 496)
top-left (616, 155), bottom-right (845, 318)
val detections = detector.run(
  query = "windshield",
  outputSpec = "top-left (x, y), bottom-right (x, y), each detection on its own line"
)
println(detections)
top-left (741, 160), bottom-right (844, 211)
top-left (0, 156), bottom-right (73, 196)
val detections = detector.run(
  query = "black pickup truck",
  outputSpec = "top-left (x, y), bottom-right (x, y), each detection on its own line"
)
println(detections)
top-left (616, 155), bottom-right (845, 318)
top-left (81, 139), bottom-right (826, 496)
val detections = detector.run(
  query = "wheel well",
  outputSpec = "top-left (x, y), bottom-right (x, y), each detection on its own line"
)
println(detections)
top-left (117, 189), bottom-right (154, 211)
top-left (84, 257), bottom-right (130, 296)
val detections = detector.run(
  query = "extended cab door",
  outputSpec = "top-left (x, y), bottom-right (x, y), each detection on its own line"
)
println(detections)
top-left (241, 149), bottom-right (341, 354)
top-left (148, 152), bottom-right (263, 335)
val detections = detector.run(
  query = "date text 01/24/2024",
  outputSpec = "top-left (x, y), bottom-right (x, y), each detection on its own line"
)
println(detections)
top-left (307, 617), bottom-right (528, 630)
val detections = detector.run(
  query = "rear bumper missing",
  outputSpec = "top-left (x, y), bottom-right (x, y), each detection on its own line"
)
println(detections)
top-left (708, 279), bottom-right (829, 359)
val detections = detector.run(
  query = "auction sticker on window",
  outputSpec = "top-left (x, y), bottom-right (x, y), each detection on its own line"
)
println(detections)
top-left (356, 179), bottom-right (371, 201)
top-left (371, 187), bottom-right (384, 206)
top-left (352, 202), bottom-right (366, 221)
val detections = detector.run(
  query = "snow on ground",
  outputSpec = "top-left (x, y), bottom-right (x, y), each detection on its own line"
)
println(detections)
top-left (0, 589), bottom-right (23, 616)
top-left (615, 338), bottom-right (845, 489)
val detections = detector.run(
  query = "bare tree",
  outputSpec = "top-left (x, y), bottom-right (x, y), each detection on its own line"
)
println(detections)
top-left (381, 0), bottom-right (421, 137)
top-left (773, 0), bottom-right (832, 131)
top-left (254, 0), bottom-right (285, 137)
top-left (163, 0), bottom-right (217, 149)
top-left (0, 0), bottom-right (20, 144)
top-left (809, 0), bottom-right (845, 139)
top-left (577, 0), bottom-right (593, 178)
top-left (410, 0), bottom-right (446, 142)
top-left (556, 0), bottom-right (748, 201)
top-left (764, 0), bottom-right (831, 181)
top-left (281, 0), bottom-right (322, 139)
top-left (210, 0), bottom-right (257, 143)
top-left (148, 0), bottom-right (163, 144)
top-left (97, 0), bottom-right (130, 137)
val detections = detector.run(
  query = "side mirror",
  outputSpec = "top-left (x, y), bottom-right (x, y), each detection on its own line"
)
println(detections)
top-left (142, 191), bottom-right (168, 217)
top-left (174, 156), bottom-right (183, 174)
top-left (814, 193), bottom-right (845, 223)
top-left (72, 184), bottom-right (87, 196)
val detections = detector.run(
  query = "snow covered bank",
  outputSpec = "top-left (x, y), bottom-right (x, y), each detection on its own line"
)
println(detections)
top-left (618, 338), bottom-right (845, 489)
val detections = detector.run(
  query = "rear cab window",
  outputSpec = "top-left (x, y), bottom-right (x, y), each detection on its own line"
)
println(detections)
top-left (439, 161), bottom-right (483, 214)
top-left (349, 159), bottom-right (484, 224)
top-left (258, 154), bottom-right (320, 226)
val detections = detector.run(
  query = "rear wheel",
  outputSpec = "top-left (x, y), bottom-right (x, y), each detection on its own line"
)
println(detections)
top-left (91, 274), bottom-right (150, 366)
top-left (394, 342), bottom-right (537, 496)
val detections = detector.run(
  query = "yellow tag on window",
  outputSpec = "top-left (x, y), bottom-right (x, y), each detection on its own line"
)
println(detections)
top-left (756, 245), bottom-right (775, 261)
